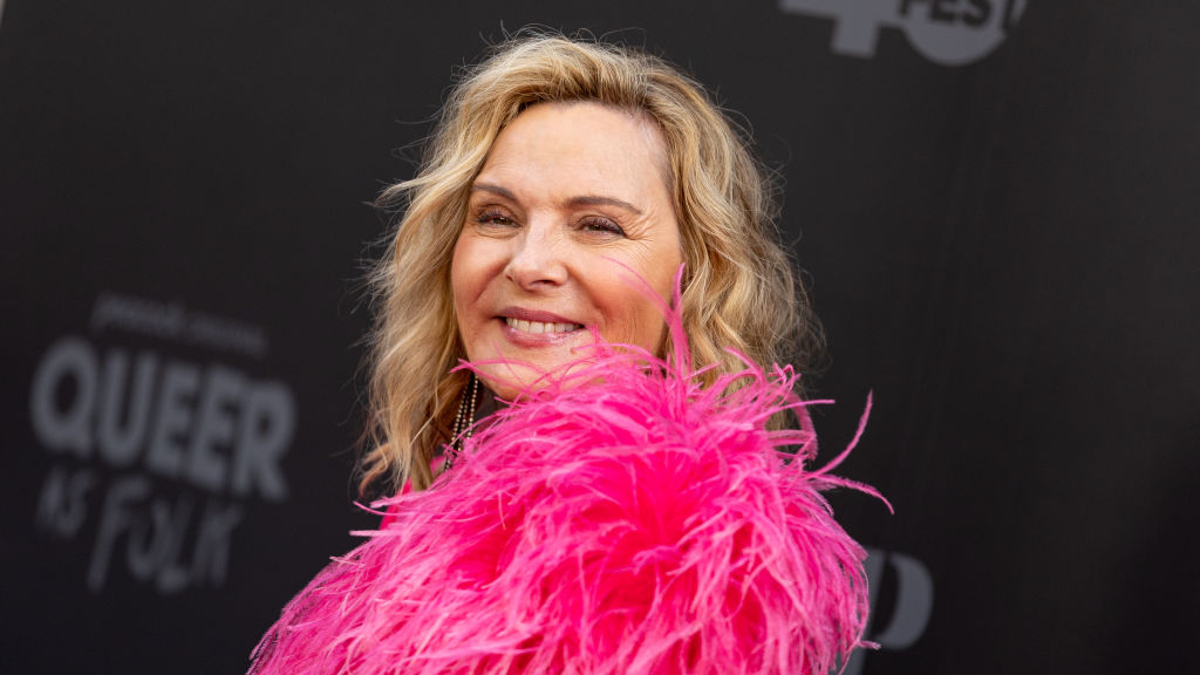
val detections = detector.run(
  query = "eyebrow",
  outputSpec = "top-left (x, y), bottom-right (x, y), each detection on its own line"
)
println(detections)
top-left (470, 182), bottom-right (643, 215)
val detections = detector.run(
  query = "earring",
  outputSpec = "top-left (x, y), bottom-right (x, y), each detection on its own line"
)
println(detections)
top-left (445, 372), bottom-right (479, 471)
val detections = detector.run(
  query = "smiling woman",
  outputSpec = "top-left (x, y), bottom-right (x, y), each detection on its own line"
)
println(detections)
top-left (361, 33), bottom-right (820, 494)
top-left (249, 31), bottom-right (876, 675)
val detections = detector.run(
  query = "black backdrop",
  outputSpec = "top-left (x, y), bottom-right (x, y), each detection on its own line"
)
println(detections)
top-left (3, 1), bottom-right (1198, 673)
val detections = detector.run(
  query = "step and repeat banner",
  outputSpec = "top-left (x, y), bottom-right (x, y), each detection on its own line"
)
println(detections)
top-left (3, 2), bottom-right (1197, 673)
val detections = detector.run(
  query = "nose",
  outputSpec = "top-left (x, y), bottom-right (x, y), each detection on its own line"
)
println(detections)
top-left (504, 220), bottom-right (569, 290)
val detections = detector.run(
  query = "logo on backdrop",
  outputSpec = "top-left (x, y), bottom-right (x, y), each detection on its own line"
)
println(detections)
top-left (29, 291), bottom-right (296, 594)
top-left (846, 547), bottom-right (934, 674)
top-left (779, 0), bottom-right (1028, 66)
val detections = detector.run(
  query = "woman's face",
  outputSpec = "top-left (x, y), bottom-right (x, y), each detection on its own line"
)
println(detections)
top-left (451, 101), bottom-right (683, 399)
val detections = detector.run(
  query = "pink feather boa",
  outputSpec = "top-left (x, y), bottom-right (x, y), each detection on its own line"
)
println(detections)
top-left (250, 301), bottom-right (885, 674)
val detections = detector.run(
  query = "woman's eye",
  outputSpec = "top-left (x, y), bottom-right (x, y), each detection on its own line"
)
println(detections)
top-left (476, 209), bottom-right (515, 227)
top-left (580, 217), bottom-right (625, 236)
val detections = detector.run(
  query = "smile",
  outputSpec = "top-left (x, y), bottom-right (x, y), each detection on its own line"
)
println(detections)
top-left (504, 317), bottom-right (582, 334)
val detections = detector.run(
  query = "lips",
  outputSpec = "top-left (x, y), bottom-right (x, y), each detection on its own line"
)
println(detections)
top-left (498, 307), bottom-right (584, 336)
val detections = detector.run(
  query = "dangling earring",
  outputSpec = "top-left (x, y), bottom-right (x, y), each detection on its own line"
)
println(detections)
top-left (445, 372), bottom-right (479, 471)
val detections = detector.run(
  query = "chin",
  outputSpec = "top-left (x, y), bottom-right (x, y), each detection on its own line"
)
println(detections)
top-left (473, 359), bottom-right (570, 402)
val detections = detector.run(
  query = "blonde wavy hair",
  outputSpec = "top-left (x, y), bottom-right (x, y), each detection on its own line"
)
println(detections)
top-left (361, 31), bottom-right (821, 493)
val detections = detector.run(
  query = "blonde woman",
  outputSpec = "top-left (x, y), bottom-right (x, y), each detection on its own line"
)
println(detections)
top-left (362, 33), bottom-right (819, 494)
top-left (252, 32), bottom-right (876, 675)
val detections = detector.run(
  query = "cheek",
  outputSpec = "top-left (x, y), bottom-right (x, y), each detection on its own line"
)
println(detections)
top-left (639, 230), bottom-right (684, 303)
top-left (450, 237), bottom-right (482, 328)
top-left (603, 253), bottom-right (682, 351)
top-left (641, 239), bottom-right (685, 350)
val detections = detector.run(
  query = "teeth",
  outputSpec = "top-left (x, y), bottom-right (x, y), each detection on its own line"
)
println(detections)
top-left (505, 318), bottom-right (580, 334)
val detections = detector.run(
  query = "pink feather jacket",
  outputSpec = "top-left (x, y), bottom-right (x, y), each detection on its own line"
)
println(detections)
top-left (249, 329), bottom-right (882, 675)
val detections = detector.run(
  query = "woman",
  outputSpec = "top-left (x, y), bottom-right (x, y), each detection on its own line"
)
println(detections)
top-left (360, 33), bottom-right (819, 494)
top-left (252, 32), bottom-right (875, 675)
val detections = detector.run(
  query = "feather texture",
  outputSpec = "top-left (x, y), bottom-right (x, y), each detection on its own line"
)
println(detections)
top-left (250, 296), bottom-right (885, 675)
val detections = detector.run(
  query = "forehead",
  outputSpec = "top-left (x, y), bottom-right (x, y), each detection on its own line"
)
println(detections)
top-left (478, 101), bottom-right (672, 196)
